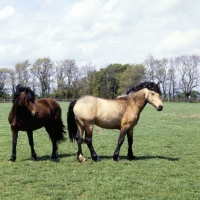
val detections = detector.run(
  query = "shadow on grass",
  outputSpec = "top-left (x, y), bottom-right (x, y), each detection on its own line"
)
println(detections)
top-left (98, 155), bottom-right (180, 161)
top-left (22, 153), bottom-right (76, 162)
top-left (133, 155), bottom-right (180, 161)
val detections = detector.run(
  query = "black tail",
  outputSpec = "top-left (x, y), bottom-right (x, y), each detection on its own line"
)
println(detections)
top-left (56, 118), bottom-right (66, 143)
top-left (67, 99), bottom-right (78, 142)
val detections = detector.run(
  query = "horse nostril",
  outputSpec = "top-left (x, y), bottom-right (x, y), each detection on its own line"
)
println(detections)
top-left (33, 112), bottom-right (39, 117)
top-left (158, 106), bottom-right (163, 111)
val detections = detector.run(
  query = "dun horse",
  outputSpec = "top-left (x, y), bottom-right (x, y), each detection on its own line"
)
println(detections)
top-left (8, 85), bottom-right (66, 162)
top-left (67, 81), bottom-right (163, 162)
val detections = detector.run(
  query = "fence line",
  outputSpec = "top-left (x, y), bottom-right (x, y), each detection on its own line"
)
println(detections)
top-left (0, 98), bottom-right (200, 103)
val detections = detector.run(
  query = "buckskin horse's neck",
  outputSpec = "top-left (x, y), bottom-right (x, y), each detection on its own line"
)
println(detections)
top-left (130, 89), bottom-right (147, 113)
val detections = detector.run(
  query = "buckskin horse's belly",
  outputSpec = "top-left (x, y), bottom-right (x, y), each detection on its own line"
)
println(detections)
top-left (95, 116), bottom-right (121, 129)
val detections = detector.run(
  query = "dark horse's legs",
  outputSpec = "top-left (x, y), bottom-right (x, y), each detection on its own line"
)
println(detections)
top-left (9, 129), bottom-right (18, 162)
top-left (27, 130), bottom-right (37, 161)
top-left (45, 125), bottom-right (58, 159)
top-left (85, 126), bottom-right (101, 162)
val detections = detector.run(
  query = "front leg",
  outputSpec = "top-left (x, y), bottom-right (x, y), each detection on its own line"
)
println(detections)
top-left (113, 128), bottom-right (127, 161)
top-left (127, 131), bottom-right (136, 160)
top-left (9, 129), bottom-right (18, 162)
top-left (27, 131), bottom-right (37, 161)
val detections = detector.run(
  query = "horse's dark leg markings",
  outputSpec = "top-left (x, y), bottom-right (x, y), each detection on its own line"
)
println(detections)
top-left (50, 133), bottom-right (58, 159)
top-left (45, 125), bottom-right (58, 159)
top-left (9, 130), bottom-right (18, 162)
top-left (27, 130), bottom-right (37, 161)
top-left (76, 127), bottom-right (86, 162)
top-left (113, 128), bottom-right (127, 161)
top-left (127, 132), bottom-right (136, 160)
top-left (85, 126), bottom-right (101, 161)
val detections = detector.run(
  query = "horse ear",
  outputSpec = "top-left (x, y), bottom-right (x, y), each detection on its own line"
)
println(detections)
top-left (150, 82), bottom-right (154, 88)
top-left (25, 87), bottom-right (31, 93)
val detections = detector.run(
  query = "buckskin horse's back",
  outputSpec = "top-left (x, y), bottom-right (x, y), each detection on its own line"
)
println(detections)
top-left (73, 95), bottom-right (127, 129)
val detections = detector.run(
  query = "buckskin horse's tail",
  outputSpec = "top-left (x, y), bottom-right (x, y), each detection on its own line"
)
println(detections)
top-left (67, 99), bottom-right (78, 142)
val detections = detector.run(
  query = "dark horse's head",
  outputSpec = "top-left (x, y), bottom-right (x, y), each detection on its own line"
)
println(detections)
top-left (126, 81), bottom-right (163, 111)
top-left (13, 84), bottom-right (38, 117)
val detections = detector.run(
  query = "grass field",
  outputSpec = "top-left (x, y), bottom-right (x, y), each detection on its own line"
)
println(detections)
top-left (0, 101), bottom-right (200, 199)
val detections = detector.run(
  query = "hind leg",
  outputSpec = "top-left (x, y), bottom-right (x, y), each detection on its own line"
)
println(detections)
top-left (27, 130), bottom-right (37, 161)
top-left (45, 125), bottom-right (58, 159)
top-left (76, 124), bottom-right (86, 162)
top-left (85, 125), bottom-right (101, 162)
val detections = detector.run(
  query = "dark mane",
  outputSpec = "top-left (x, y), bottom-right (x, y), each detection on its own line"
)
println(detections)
top-left (13, 84), bottom-right (35, 103)
top-left (126, 81), bottom-right (162, 95)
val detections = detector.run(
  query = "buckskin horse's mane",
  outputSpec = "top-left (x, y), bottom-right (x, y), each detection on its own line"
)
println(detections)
top-left (126, 81), bottom-right (162, 95)
top-left (13, 84), bottom-right (35, 103)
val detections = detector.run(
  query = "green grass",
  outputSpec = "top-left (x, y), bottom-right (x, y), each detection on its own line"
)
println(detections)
top-left (0, 102), bottom-right (200, 199)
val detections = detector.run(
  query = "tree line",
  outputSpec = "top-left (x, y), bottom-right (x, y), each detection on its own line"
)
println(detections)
top-left (0, 54), bottom-right (200, 99)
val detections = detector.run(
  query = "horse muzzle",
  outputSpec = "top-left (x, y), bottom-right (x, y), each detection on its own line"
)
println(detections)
top-left (157, 105), bottom-right (163, 111)
top-left (32, 112), bottom-right (39, 117)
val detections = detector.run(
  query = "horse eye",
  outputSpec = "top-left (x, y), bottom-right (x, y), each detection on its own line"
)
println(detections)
top-left (151, 92), bottom-right (155, 95)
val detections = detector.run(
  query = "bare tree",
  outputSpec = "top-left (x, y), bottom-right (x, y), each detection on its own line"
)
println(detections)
top-left (7, 69), bottom-right (16, 97)
top-left (144, 55), bottom-right (157, 82)
top-left (174, 54), bottom-right (200, 98)
top-left (0, 68), bottom-right (9, 97)
top-left (167, 58), bottom-right (177, 98)
top-left (155, 58), bottom-right (168, 95)
top-left (31, 58), bottom-right (55, 97)
top-left (79, 62), bottom-right (96, 95)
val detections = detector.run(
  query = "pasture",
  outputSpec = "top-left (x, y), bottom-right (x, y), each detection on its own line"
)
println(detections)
top-left (0, 102), bottom-right (199, 199)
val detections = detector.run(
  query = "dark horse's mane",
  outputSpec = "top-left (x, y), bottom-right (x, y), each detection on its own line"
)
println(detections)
top-left (126, 81), bottom-right (162, 95)
top-left (13, 84), bottom-right (35, 103)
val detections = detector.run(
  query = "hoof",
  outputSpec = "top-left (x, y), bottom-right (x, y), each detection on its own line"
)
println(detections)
top-left (113, 155), bottom-right (121, 162)
top-left (78, 154), bottom-right (86, 162)
top-left (30, 154), bottom-right (37, 161)
top-left (50, 154), bottom-right (58, 159)
top-left (8, 156), bottom-right (16, 162)
top-left (8, 159), bottom-right (15, 163)
top-left (128, 155), bottom-right (137, 160)
top-left (92, 156), bottom-right (101, 162)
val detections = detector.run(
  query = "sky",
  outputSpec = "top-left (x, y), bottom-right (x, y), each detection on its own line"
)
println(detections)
top-left (0, 0), bottom-right (200, 69)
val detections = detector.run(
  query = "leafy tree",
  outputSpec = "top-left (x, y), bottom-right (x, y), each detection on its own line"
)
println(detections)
top-left (118, 64), bottom-right (146, 94)
top-left (31, 57), bottom-right (55, 97)
top-left (93, 64), bottom-right (127, 98)
top-left (15, 60), bottom-right (31, 86)
top-left (55, 59), bottom-right (81, 98)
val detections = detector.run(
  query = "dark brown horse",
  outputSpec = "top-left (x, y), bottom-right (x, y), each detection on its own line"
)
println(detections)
top-left (8, 85), bottom-right (66, 162)
top-left (67, 81), bottom-right (163, 162)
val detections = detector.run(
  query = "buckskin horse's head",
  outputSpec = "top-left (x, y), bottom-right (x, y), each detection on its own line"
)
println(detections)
top-left (144, 82), bottom-right (163, 111)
